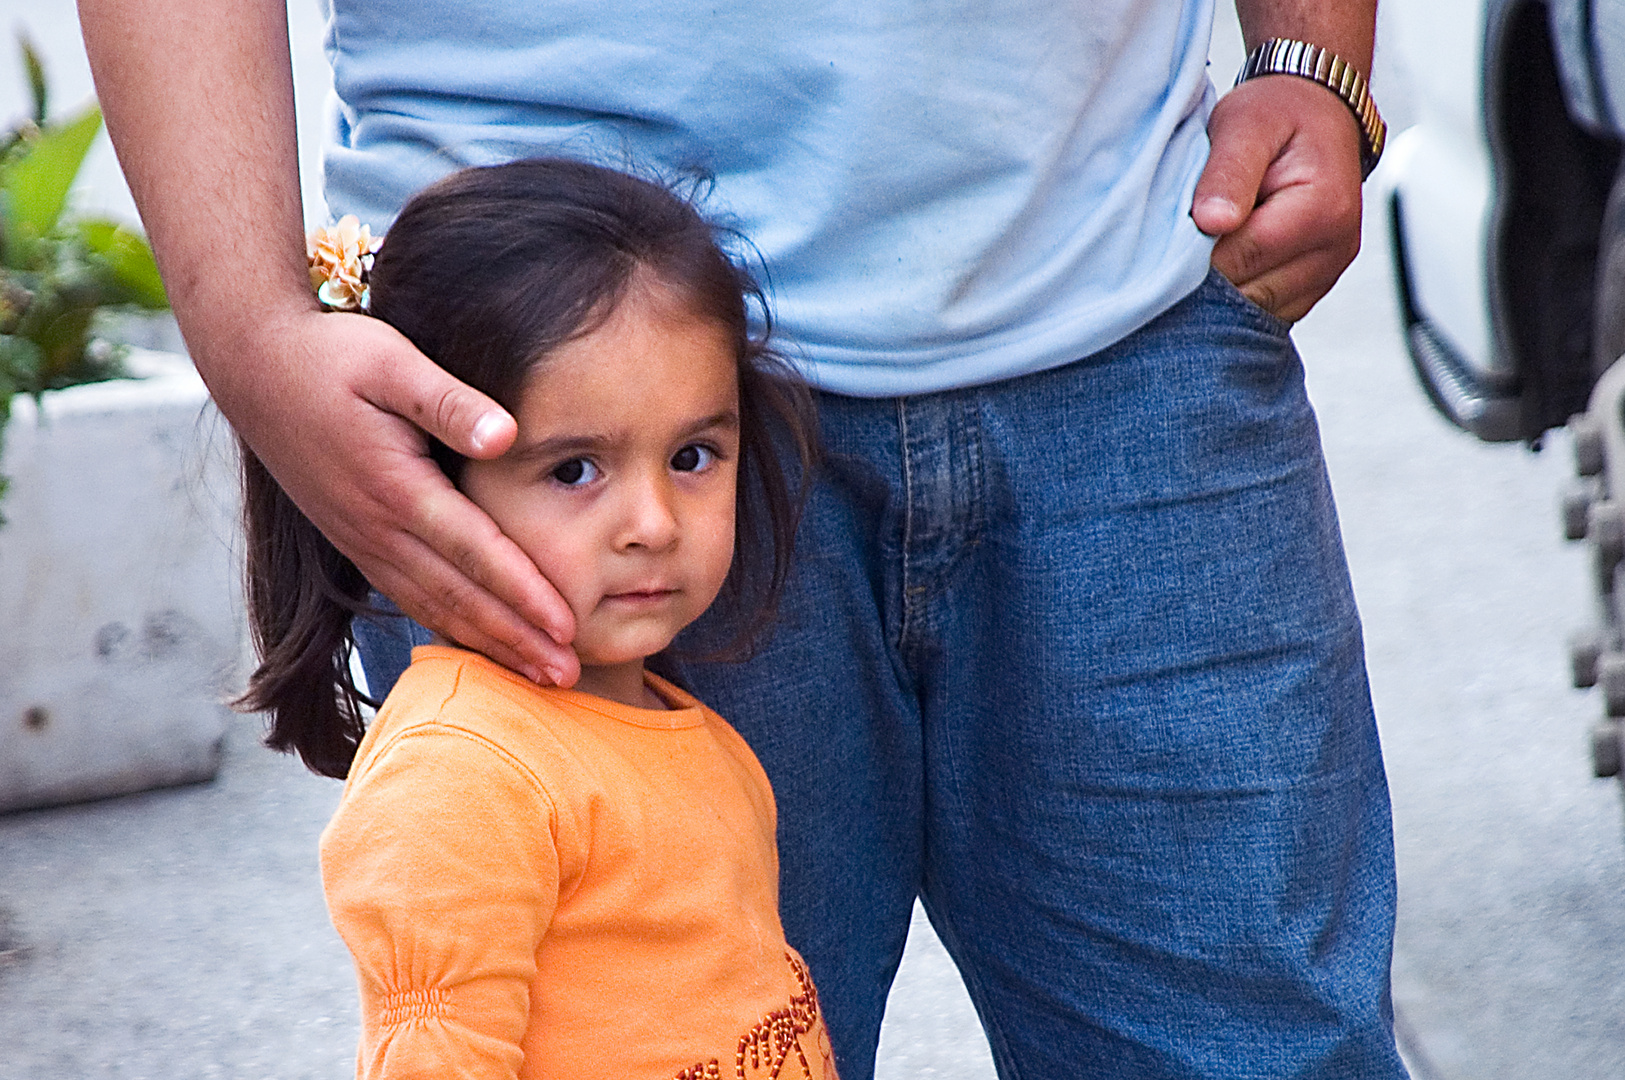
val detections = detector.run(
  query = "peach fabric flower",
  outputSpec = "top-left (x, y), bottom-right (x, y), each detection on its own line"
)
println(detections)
top-left (307, 215), bottom-right (381, 311)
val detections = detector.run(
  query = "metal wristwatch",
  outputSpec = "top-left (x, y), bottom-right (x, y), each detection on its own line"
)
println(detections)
top-left (1236, 37), bottom-right (1387, 180)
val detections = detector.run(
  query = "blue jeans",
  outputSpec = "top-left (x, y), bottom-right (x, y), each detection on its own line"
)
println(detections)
top-left (358, 271), bottom-right (1404, 1080)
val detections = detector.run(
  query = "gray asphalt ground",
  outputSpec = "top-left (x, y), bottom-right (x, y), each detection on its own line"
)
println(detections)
top-left (1304, 227), bottom-right (1625, 1080)
top-left (5, 3), bottom-right (1625, 1078)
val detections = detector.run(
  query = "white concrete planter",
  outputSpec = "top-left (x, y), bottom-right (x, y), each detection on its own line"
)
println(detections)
top-left (0, 350), bottom-right (243, 813)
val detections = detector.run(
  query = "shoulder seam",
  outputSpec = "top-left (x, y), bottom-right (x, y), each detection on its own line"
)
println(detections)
top-left (363, 658), bottom-right (563, 826)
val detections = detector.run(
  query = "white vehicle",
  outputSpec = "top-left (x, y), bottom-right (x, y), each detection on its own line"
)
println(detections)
top-left (1386, 0), bottom-right (1625, 776)
top-left (1386, 0), bottom-right (1625, 442)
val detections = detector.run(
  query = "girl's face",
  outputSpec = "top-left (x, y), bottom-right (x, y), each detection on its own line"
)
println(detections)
top-left (459, 277), bottom-right (741, 707)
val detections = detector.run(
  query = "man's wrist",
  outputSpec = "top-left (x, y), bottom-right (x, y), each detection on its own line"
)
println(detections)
top-left (177, 292), bottom-right (322, 402)
top-left (1235, 38), bottom-right (1386, 179)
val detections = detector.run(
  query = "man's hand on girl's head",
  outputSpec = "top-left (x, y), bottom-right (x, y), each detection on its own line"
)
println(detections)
top-left (229, 309), bottom-right (581, 687)
top-left (79, 0), bottom-right (579, 688)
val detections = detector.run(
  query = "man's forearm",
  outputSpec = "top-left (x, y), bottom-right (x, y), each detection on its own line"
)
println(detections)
top-left (77, 0), bottom-right (315, 392)
top-left (80, 0), bottom-right (587, 684)
top-left (1231, 0), bottom-right (1376, 71)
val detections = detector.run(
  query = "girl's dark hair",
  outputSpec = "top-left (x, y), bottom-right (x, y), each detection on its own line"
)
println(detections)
top-left (236, 158), bottom-right (818, 778)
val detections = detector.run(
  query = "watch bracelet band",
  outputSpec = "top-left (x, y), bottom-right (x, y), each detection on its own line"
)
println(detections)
top-left (1235, 37), bottom-right (1386, 180)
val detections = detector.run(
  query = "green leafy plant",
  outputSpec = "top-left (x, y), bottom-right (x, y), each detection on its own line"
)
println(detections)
top-left (0, 33), bottom-right (170, 517)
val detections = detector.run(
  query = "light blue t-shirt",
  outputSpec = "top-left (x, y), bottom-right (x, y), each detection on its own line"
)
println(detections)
top-left (321, 1), bottom-right (1218, 396)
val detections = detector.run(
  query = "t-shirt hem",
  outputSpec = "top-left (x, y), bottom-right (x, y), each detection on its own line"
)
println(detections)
top-left (791, 243), bottom-right (1214, 398)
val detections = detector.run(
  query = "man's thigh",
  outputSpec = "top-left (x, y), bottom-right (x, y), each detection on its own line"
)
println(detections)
top-left (912, 271), bottom-right (1404, 1078)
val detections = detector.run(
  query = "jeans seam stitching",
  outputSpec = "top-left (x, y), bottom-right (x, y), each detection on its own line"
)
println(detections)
top-left (966, 396), bottom-right (987, 547)
top-left (897, 397), bottom-right (916, 655)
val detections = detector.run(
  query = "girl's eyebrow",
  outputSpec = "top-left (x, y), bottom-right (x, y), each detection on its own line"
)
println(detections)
top-left (686, 409), bottom-right (741, 435)
top-left (510, 410), bottom-right (740, 461)
top-left (509, 433), bottom-right (612, 461)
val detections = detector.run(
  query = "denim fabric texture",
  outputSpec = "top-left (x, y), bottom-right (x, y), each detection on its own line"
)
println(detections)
top-left (356, 269), bottom-right (1405, 1080)
top-left (353, 597), bottom-right (432, 705)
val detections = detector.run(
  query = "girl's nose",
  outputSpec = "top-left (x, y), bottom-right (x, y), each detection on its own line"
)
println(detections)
top-left (617, 473), bottom-right (680, 552)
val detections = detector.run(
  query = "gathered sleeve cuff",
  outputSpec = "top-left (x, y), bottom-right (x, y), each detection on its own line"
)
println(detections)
top-left (320, 725), bottom-right (560, 1079)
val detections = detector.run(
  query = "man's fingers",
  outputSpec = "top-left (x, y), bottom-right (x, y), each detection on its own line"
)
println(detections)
top-left (304, 451), bottom-right (580, 680)
top-left (364, 537), bottom-right (580, 687)
top-left (360, 333), bottom-right (518, 460)
top-left (408, 479), bottom-right (578, 652)
top-left (337, 322), bottom-right (579, 670)
top-left (1191, 84), bottom-right (1290, 239)
top-left (1209, 225), bottom-right (1273, 291)
top-left (1209, 176), bottom-right (1337, 282)
top-left (326, 460), bottom-right (582, 686)
top-left (1211, 154), bottom-right (1361, 321)
top-left (1218, 239), bottom-right (1359, 324)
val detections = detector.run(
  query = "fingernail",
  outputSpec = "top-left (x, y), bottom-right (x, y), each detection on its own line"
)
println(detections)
top-left (520, 664), bottom-right (544, 684)
top-left (544, 667), bottom-right (565, 687)
top-left (471, 412), bottom-right (506, 453)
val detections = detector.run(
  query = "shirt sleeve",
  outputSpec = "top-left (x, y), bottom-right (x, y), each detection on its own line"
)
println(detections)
top-left (320, 725), bottom-right (560, 1080)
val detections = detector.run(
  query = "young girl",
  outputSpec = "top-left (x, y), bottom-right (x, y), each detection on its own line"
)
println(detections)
top-left (235, 158), bottom-right (834, 1080)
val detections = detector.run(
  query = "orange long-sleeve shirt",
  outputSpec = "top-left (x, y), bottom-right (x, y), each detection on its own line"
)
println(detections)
top-left (321, 645), bottom-right (838, 1080)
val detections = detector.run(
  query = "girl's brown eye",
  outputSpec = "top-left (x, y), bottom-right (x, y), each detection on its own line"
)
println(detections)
top-left (552, 459), bottom-right (595, 485)
top-left (671, 444), bottom-right (714, 472)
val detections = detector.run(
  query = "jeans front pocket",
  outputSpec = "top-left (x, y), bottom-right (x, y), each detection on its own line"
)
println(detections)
top-left (1203, 264), bottom-right (1296, 339)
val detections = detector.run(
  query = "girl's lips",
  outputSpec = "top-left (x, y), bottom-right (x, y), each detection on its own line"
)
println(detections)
top-left (602, 589), bottom-right (677, 606)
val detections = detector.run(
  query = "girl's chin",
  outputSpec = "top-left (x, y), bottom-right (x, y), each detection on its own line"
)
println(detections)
top-left (574, 640), bottom-right (677, 671)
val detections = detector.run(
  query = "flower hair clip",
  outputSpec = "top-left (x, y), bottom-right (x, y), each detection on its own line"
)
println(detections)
top-left (307, 215), bottom-right (382, 311)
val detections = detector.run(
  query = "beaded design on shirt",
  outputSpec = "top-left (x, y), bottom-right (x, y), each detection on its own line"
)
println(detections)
top-left (675, 952), bottom-right (836, 1079)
